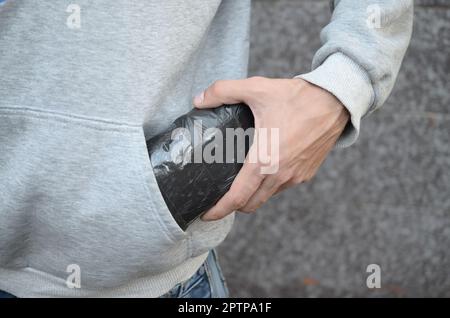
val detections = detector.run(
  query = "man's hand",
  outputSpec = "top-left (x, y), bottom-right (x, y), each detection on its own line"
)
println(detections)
top-left (193, 77), bottom-right (349, 221)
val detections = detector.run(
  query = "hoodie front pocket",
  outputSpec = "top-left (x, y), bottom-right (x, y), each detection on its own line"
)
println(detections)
top-left (0, 107), bottom-right (188, 288)
top-left (132, 129), bottom-right (187, 242)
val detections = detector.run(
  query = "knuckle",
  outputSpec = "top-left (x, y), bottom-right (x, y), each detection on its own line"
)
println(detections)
top-left (248, 76), bottom-right (267, 92)
top-left (232, 195), bottom-right (248, 208)
top-left (239, 206), bottom-right (256, 214)
top-left (210, 80), bottom-right (224, 95)
top-left (293, 177), bottom-right (304, 185)
top-left (258, 197), bottom-right (269, 206)
top-left (249, 76), bottom-right (264, 82)
top-left (249, 76), bottom-right (265, 84)
top-left (251, 198), bottom-right (267, 211)
top-left (303, 172), bottom-right (316, 183)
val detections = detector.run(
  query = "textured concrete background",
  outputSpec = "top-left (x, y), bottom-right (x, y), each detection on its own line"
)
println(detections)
top-left (219, 0), bottom-right (450, 297)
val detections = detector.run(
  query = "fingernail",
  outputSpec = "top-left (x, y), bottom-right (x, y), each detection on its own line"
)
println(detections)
top-left (194, 91), bottom-right (204, 106)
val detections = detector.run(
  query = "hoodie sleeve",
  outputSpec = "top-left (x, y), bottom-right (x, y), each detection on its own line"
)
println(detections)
top-left (297, 0), bottom-right (414, 147)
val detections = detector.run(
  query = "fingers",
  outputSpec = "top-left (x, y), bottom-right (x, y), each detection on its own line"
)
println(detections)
top-left (201, 150), bottom-right (264, 221)
top-left (239, 175), bottom-right (280, 212)
top-left (193, 78), bottom-right (255, 109)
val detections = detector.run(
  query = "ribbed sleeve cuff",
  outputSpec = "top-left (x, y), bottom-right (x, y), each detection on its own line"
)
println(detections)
top-left (296, 52), bottom-right (374, 147)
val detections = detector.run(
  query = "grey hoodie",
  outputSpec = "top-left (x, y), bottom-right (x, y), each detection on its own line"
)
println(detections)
top-left (0, 0), bottom-right (413, 297)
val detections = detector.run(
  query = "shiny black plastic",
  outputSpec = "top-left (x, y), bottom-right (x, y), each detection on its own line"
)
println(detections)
top-left (146, 103), bottom-right (254, 230)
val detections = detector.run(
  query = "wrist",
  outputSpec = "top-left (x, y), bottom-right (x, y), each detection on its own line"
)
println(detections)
top-left (293, 78), bottom-right (349, 123)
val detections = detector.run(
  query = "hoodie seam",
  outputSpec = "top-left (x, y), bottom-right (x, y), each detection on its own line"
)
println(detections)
top-left (0, 106), bottom-right (142, 132)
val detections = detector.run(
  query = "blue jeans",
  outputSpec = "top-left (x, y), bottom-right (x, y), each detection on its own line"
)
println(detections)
top-left (0, 249), bottom-right (228, 298)
top-left (0, 290), bottom-right (15, 298)
top-left (161, 249), bottom-right (229, 298)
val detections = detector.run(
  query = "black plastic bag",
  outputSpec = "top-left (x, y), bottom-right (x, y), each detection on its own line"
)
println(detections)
top-left (146, 103), bottom-right (254, 230)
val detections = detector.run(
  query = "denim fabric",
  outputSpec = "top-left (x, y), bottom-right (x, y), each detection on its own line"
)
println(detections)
top-left (0, 250), bottom-right (228, 298)
top-left (0, 290), bottom-right (15, 298)
top-left (161, 249), bottom-right (229, 298)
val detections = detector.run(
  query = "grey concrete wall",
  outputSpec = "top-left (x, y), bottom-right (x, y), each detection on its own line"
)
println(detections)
top-left (218, 0), bottom-right (450, 297)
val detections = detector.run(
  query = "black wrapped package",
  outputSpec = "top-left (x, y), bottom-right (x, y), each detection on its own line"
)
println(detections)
top-left (146, 103), bottom-right (254, 230)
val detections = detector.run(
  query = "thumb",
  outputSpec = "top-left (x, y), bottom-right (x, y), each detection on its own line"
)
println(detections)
top-left (193, 79), bottom-right (251, 109)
